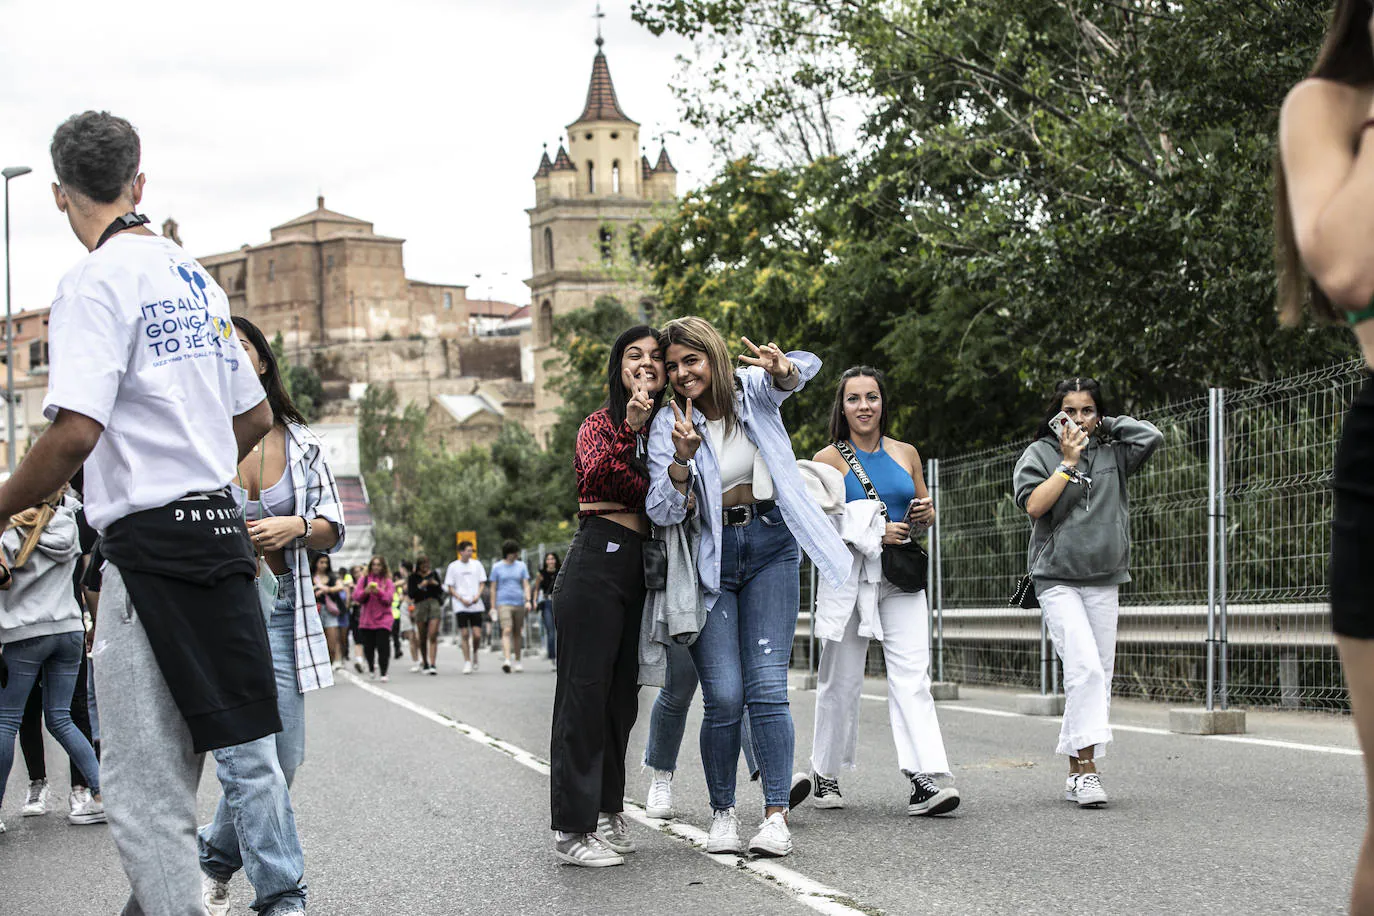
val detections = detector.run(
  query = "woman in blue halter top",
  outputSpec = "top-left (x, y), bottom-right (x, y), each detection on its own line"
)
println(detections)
top-left (807, 366), bottom-right (960, 818)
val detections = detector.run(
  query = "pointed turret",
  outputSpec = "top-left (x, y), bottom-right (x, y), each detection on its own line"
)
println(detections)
top-left (547, 144), bottom-right (578, 199)
top-left (533, 149), bottom-right (554, 179)
top-left (645, 145), bottom-right (679, 200)
top-left (577, 45), bottom-right (633, 124)
top-left (653, 146), bottom-right (677, 174)
top-left (551, 145), bottom-right (576, 171)
top-left (641, 155), bottom-right (654, 183)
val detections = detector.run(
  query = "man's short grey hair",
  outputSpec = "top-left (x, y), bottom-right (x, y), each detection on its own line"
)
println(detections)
top-left (50, 111), bottom-right (141, 205)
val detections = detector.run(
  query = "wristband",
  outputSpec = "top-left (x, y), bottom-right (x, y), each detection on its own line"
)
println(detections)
top-left (299, 516), bottom-right (310, 540)
top-left (672, 455), bottom-right (691, 468)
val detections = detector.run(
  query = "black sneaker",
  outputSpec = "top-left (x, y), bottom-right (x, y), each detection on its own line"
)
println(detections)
top-left (908, 773), bottom-right (960, 816)
top-left (812, 772), bottom-right (845, 809)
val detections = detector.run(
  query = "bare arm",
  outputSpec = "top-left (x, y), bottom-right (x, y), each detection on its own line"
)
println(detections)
top-left (0, 410), bottom-right (102, 520)
top-left (1280, 80), bottom-right (1374, 306)
top-left (233, 400), bottom-right (274, 463)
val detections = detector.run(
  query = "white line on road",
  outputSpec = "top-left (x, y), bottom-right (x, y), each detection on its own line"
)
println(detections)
top-left (851, 692), bottom-right (1361, 757)
top-left (342, 672), bottom-right (879, 916)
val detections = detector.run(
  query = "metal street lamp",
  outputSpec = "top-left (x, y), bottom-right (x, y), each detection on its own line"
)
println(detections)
top-left (3, 165), bottom-right (33, 474)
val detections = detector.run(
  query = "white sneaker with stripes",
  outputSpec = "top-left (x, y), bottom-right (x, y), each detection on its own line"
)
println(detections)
top-left (596, 812), bottom-right (636, 854)
top-left (554, 831), bottom-right (625, 867)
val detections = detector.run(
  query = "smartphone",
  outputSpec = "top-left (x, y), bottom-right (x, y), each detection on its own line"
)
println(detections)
top-left (904, 497), bottom-right (931, 529)
top-left (1048, 410), bottom-right (1081, 440)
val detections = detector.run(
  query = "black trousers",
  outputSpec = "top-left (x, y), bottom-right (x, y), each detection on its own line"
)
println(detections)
top-left (550, 517), bottom-right (645, 834)
top-left (359, 628), bottom-right (391, 676)
top-left (21, 654), bottom-right (97, 786)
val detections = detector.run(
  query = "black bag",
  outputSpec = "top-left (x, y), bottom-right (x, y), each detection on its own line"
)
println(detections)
top-left (834, 441), bottom-right (928, 593)
top-left (643, 535), bottom-right (667, 591)
top-left (1009, 512), bottom-right (1070, 609)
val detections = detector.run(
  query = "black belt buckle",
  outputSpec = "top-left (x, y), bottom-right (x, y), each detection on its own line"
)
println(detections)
top-left (722, 500), bottom-right (775, 527)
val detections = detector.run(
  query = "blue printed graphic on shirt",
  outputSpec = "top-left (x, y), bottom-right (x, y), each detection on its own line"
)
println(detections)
top-left (138, 260), bottom-right (241, 370)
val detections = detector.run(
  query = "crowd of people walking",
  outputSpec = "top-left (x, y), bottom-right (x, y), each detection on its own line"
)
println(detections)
top-left (5, 2), bottom-right (1374, 906)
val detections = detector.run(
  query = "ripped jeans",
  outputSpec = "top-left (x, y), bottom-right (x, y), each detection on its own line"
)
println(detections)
top-left (689, 505), bottom-right (800, 812)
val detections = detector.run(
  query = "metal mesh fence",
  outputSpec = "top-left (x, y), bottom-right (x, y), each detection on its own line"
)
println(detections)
top-left (929, 360), bottom-right (1364, 712)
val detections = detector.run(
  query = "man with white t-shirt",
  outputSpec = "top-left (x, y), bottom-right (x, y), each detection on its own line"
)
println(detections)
top-left (444, 541), bottom-right (487, 675)
top-left (0, 111), bottom-right (298, 915)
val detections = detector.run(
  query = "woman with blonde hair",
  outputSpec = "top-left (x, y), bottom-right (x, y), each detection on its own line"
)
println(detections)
top-left (647, 316), bottom-right (849, 858)
top-left (1278, 4), bottom-right (1374, 908)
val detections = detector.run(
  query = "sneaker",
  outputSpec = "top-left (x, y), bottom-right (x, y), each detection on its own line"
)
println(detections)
top-left (0, 818), bottom-right (6, 834)
top-left (812, 772), bottom-right (845, 809)
top-left (554, 831), bottom-right (625, 867)
top-left (1075, 772), bottom-right (1108, 808)
top-left (596, 812), bottom-right (636, 854)
top-left (502, 657), bottom-right (512, 674)
top-left (21, 778), bottom-right (49, 817)
top-left (380, 675), bottom-right (389, 683)
top-left (368, 671), bottom-right (377, 681)
top-left (68, 788), bottom-right (107, 825)
top-left (908, 773), bottom-right (961, 816)
top-left (410, 663), bottom-right (425, 673)
top-left (332, 661), bottom-right (344, 671)
top-left (748, 811), bottom-right (793, 857)
top-left (353, 658), bottom-right (365, 674)
top-left (472, 658), bottom-right (480, 672)
top-left (706, 807), bottom-right (744, 855)
top-left (514, 660), bottom-right (524, 673)
top-left (550, 659), bottom-right (558, 671)
top-left (789, 772), bottom-right (812, 810)
top-left (1065, 773), bottom-right (1079, 802)
top-left (462, 661), bottom-right (473, 675)
top-left (202, 872), bottom-right (231, 916)
top-left (426, 666), bottom-right (438, 676)
top-left (645, 770), bottom-right (674, 818)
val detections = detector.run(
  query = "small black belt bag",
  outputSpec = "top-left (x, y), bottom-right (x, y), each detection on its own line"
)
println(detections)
top-left (835, 441), bottom-right (928, 593)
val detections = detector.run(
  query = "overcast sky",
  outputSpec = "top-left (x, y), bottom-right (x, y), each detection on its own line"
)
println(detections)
top-left (0, 0), bottom-right (711, 314)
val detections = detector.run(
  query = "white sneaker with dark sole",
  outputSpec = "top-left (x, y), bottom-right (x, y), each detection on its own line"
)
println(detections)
top-left (596, 812), bottom-right (636, 854)
top-left (1065, 773), bottom-right (1079, 802)
top-left (645, 770), bottom-right (675, 818)
top-left (202, 872), bottom-right (231, 916)
top-left (812, 772), bottom-right (845, 809)
top-left (555, 832), bottom-right (625, 867)
top-left (1075, 773), bottom-right (1108, 808)
top-left (21, 779), bottom-right (49, 817)
top-left (502, 657), bottom-right (512, 673)
top-left (748, 812), bottom-right (793, 857)
top-left (706, 807), bottom-right (745, 855)
top-left (908, 773), bottom-right (961, 816)
top-left (67, 788), bottom-right (107, 825)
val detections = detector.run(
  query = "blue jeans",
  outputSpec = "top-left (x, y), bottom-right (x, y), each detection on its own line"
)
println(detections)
top-left (644, 642), bottom-right (757, 777)
top-left (0, 631), bottom-right (101, 807)
top-left (690, 507), bottom-right (800, 811)
top-left (199, 573), bottom-right (307, 915)
top-left (539, 599), bottom-right (556, 660)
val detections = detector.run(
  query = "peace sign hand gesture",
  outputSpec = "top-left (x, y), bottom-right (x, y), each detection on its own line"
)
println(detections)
top-left (624, 371), bottom-right (656, 432)
top-left (671, 399), bottom-right (702, 462)
top-left (738, 337), bottom-right (794, 382)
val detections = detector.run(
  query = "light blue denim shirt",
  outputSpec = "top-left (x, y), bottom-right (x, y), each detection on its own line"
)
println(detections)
top-left (647, 351), bottom-right (852, 611)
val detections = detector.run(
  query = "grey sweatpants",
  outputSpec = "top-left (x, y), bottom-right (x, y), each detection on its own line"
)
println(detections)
top-left (92, 565), bottom-right (207, 916)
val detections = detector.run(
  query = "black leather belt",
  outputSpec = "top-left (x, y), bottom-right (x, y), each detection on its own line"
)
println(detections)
top-left (722, 500), bottom-right (776, 527)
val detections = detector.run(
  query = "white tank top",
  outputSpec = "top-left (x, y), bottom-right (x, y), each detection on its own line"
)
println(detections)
top-left (706, 417), bottom-right (759, 492)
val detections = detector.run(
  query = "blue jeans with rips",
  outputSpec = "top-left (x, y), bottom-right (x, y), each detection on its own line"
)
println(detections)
top-left (689, 506), bottom-right (800, 812)
top-left (199, 572), bottom-right (307, 915)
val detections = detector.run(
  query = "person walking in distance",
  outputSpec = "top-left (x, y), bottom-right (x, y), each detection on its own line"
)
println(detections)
top-left (409, 555), bottom-right (445, 675)
top-left (200, 316), bottom-right (346, 916)
top-left (445, 541), bottom-right (487, 675)
top-left (550, 325), bottom-right (664, 867)
top-left (0, 110), bottom-right (282, 914)
top-left (809, 366), bottom-right (959, 817)
top-left (647, 317), bottom-right (850, 858)
top-left (311, 555), bottom-right (347, 671)
top-left (1278, 6), bottom-right (1374, 907)
top-left (1013, 378), bottom-right (1162, 808)
top-left (534, 552), bottom-right (559, 671)
top-left (490, 542), bottom-right (532, 674)
top-left (353, 557), bottom-right (396, 681)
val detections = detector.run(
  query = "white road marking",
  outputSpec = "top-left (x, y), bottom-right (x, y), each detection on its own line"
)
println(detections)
top-left (343, 672), bottom-right (879, 916)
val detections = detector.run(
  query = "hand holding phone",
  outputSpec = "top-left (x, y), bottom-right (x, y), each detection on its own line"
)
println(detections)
top-left (1048, 410), bottom-right (1081, 441)
top-left (905, 497), bottom-right (934, 530)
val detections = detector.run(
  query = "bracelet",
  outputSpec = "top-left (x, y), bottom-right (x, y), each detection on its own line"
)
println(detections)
top-left (1057, 471), bottom-right (1073, 482)
top-left (672, 455), bottom-right (691, 468)
top-left (299, 516), bottom-right (310, 540)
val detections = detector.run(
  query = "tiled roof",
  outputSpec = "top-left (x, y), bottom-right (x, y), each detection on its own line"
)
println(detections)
top-left (534, 150), bottom-right (554, 179)
top-left (653, 146), bottom-right (677, 174)
top-left (274, 196), bottom-right (372, 230)
top-left (551, 145), bottom-right (576, 172)
top-left (641, 155), bottom-right (653, 182)
top-left (576, 49), bottom-right (633, 123)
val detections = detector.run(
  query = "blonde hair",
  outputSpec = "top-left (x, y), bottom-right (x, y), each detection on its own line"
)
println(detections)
top-left (659, 316), bottom-right (738, 433)
top-left (6, 486), bottom-right (69, 569)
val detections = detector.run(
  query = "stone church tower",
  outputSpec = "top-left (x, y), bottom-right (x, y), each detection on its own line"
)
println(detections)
top-left (527, 37), bottom-right (678, 444)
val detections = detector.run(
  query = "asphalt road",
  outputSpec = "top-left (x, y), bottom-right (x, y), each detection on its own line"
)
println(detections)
top-left (2, 642), bottom-right (1364, 916)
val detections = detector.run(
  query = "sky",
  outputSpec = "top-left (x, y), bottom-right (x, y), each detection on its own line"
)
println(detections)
top-left (0, 0), bottom-right (713, 314)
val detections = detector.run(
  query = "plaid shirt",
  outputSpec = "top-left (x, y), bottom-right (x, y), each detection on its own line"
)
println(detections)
top-left (283, 422), bottom-right (346, 693)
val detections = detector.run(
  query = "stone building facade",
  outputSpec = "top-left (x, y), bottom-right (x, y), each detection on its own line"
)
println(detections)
top-left (526, 38), bottom-right (679, 443)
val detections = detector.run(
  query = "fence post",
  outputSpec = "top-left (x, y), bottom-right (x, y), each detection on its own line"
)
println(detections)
top-left (1217, 389), bottom-right (1230, 710)
top-left (804, 560), bottom-right (819, 689)
top-left (930, 458), bottom-right (945, 684)
top-left (1205, 387), bottom-right (1219, 713)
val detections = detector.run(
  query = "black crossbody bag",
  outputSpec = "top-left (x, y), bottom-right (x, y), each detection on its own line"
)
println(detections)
top-left (835, 441), bottom-right (928, 593)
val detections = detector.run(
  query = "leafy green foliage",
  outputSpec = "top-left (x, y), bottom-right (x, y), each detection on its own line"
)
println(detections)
top-left (269, 332), bottom-right (324, 423)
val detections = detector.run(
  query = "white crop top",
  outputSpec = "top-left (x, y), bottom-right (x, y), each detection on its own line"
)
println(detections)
top-left (706, 417), bottom-right (759, 492)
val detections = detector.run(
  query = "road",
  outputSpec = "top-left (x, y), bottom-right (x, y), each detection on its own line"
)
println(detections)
top-left (3, 643), bottom-right (1363, 915)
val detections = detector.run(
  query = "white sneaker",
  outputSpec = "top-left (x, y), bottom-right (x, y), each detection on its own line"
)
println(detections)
top-left (554, 831), bottom-right (625, 867)
top-left (472, 658), bottom-right (480, 672)
top-left (410, 663), bottom-right (425, 673)
top-left (68, 788), bottom-right (106, 825)
top-left (550, 659), bottom-right (558, 671)
top-left (748, 811), bottom-right (793, 858)
top-left (202, 872), bottom-right (231, 916)
top-left (1075, 772), bottom-right (1108, 808)
top-left (21, 778), bottom-right (49, 817)
top-left (596, 812), bottom-right (636, 854)
top-left (502, 657), bottom-right (512, 673)
top-left (353, 658), bottom-right (365, 674)
top-left (514, 660), bottom-right (524, 673)
top-left (645, 770), bottom-right (674, 818)
top-left (706, 807), bottom-right (744, 855)
top-left (1064, 773), bottom-right (1079, 802)
top-left (462, 661), bottom-right (473, 675)
top-left (331, 661), bottom-right (344, 671)
top-left (380, 675), bottom-right (389, 683)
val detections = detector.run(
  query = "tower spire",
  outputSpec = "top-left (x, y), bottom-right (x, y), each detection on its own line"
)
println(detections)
top-left (594, 2), bottom-right (605, 47)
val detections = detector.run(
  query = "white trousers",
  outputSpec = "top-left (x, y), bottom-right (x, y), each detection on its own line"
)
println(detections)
top-left (1040, 583), bottom-right (1119, 758)
top-left (811, 581), bottom-right (950, 777)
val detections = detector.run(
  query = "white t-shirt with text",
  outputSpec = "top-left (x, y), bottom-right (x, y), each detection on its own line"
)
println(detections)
top-left (444, 558), bottom-right (488, 613)
top-left (42, 234), bottom-right (266, 531)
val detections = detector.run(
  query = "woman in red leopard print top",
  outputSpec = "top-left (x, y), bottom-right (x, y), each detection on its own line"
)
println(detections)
top-left (550, 325), bottom-right (665, 867)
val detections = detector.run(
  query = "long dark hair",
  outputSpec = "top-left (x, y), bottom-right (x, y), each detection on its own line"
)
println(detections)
top-left (1033, 377), bottom-right (1110, 441)
top-left (310, 552), bottom-right (336, 586)
top-left (606, 324), bottom-right (663, 429)
top-left (542, 552), bottom-right (561, 575)
top-left (232, 316), bottom-right (306, 426)
top-left (1275, 0), bottom-right (1374, 326)
top-left (829, 366), bottom-right (890, 443)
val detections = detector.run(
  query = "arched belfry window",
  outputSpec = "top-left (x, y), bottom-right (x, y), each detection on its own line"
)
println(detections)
top-left (543, 227), bottom-right (554, 271)
top-left (612, 160), bottom-right (621, 195)
top-left (599, 227), bottom-right (614, 265)
top-left (539, 300), bottom-right (554, 345)
top-left (587, 162), bottom-right (596, 194)
top-left (629, 224), bottom-right (644, 265)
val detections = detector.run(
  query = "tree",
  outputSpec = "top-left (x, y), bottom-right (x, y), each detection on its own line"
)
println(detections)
top-left (270, 332), bottom-right (325, 423)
